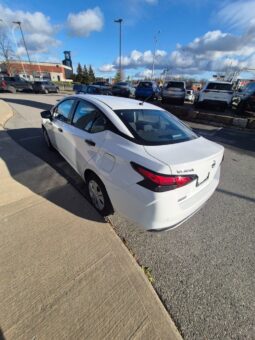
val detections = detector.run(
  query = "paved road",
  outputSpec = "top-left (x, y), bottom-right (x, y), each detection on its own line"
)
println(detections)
top-left (2, 92), bottom-right (255, 340)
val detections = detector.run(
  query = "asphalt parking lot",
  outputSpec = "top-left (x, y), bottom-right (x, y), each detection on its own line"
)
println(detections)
top-left (1, 92), bottom-right (255, 339)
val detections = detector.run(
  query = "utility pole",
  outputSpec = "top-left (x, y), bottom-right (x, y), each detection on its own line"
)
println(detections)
top-left (114, 18), bottom-right (123, 81)
top-left (13, 21), bottom-right (33, 80)
top-left (152, 30), bottom-right (160, 79)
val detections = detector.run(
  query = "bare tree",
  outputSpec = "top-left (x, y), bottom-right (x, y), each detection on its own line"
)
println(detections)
top-left (0, 29), bottom-right (14, 75)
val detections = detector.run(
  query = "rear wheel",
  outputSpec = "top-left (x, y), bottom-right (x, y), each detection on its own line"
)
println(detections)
top-left (86, 173), bottom-right (113, 216)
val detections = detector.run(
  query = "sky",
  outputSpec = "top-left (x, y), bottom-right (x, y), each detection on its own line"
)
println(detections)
top-left (0, 0), bottom-right (255, 80)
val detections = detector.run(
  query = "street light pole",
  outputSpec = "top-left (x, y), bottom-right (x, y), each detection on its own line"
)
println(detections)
top-left (13, 21), bottom-right (33, 80)
top-left (152, 30), bottom-right (160, 79)
top-left (114, 18), bottom-right (123, 80)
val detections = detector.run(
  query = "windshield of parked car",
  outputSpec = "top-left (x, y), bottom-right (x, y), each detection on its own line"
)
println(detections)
top-left (114, 109), bottom-right (198, 145)
top-left (206, 82), bottom-right (233, 91)
top-left (138, 82), bottom-right (153, 88)
top-left (165, 82), bottom-right (185, 89)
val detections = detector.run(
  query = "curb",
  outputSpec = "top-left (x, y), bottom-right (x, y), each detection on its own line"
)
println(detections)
top-left (0, 99), bottom-right (14, 127)
top-left (158, 103), bottom-right (255, 129)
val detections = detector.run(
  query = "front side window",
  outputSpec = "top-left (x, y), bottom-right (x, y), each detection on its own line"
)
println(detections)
top-left (115, 109), bottom-right (198, 145)
top-left (53, 99), bottom-right (75, 123)
top-left (72, 100), bottom-right (107, 132)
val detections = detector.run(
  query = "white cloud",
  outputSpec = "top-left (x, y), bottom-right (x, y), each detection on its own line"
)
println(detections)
top-left (0, 5), bottom-right (60, 58)
top-left (0, 4), bottom-right (55, 34)
top-left (135, 69), bottom-right (153, 78)
top-left (98, 64), bottom-right (116, 72)
top-left (217, 0), bottom-right (255, 32)
top-left (67, 7), bottom-right (104, 37)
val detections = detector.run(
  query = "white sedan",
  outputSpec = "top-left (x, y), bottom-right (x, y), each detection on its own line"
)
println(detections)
top-left (41, 95), bottom-right (224, 231)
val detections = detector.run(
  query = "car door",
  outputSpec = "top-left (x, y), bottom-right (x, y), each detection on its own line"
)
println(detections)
top-left (67, 100), bottom-right (109, 176)
top-left (48, 98), bottom-right (76, 162)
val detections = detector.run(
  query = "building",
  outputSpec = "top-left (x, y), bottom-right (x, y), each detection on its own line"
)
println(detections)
top-left (62, 51), bottom-right (73, 79)
top-left (0, 60), bottom-right (72, 82)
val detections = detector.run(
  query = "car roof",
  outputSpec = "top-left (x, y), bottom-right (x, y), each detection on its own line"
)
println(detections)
top-left (207, 81), bottom-right (233, 84)
top-left (74, 94), bottom-right (164, 110)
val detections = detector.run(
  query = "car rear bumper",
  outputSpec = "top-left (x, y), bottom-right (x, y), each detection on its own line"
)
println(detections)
top-left (106, 166), bottom-right (221, 231)
top-left (198, 99), bottom-right (230, 106)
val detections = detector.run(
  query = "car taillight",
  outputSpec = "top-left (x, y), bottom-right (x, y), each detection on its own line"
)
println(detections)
top-left (1, 80), bottom-right (7, 88)
top-left (131, 162), bottom-right (196, 192)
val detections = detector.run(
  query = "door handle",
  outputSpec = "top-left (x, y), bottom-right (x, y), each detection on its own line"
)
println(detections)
top-left (85, 139), bottom-right (96, 146)
top-left (58, 128), bottom-right (63, 132)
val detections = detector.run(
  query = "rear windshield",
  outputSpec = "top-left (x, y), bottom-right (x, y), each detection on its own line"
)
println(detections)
top-left (165, 82), bottom-right (185, 89)
top-left (138, 82), bottom-right (153, 88)
top-left (115, 82), bottom-right (128, 86)
top-left (115, 109), bottom-right (197, 145)
top-left (206, 82), bottom-right (233, 91)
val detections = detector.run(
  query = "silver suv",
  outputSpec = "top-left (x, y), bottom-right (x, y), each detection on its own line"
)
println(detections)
top-left (162, 81), bottom-right (186, 105)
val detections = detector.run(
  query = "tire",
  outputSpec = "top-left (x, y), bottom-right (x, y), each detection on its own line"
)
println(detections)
top-left (236, 101), bottom-right (246, 115)
top-left (86, 173), bottom-right (113, 216)
top-left (42, 128), bottom-right (53, 150)
top-left (194, 101), bottom-right (201, 109)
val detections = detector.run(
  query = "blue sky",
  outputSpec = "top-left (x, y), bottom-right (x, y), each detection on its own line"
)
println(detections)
top-left (1, 0), bottom-right (255, 79)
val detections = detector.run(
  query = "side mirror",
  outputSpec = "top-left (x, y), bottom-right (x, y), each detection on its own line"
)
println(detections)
top-left (41, 110), bottom-right (52, 120)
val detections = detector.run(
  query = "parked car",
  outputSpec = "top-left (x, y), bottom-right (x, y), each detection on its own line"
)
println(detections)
top-left (231, 81), bottom-right (255, 114)
top-left (74, 84), bottom-right (112, 95)
top-left (162, 81), bottom-right (186, 105)
top-left (195, 81), bottom-right (233, 110)
top-left (92, 81), bottom-right (111, 87)
top-left (41, 95), bottom-right (224, 231)
top-left (185, 89), bottom-right (195, 103)
top-left (0, 76), bottom-right (33, 93)
top-left (135, 81), bottom-right (160, 101)
top-left (112, 82), bottom-right (135, 98)
top-left (33, 81), bottom-right (59, 94)
top-left (73, 84), bottom-right (88, 93)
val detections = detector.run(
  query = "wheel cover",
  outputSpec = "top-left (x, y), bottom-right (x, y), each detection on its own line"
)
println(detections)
top-left (88, 180), bottom-right (105, 211)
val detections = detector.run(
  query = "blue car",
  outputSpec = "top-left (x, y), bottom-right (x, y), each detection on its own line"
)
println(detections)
top-left (135, 81), bottom-right (160, 101)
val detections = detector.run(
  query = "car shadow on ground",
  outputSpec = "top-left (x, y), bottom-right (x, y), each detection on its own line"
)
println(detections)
top-left (0, 97), bottom-right (53, 110)
top-left (1, 127), bottom-right (104, 223)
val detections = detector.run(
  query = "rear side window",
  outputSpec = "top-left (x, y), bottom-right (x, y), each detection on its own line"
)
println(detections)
top-left (53, 99), bottom-right (75, 123)
top-left (115, 109), bottom-right (197, 145)
top-left (206, 83), bottom-right (233, 91)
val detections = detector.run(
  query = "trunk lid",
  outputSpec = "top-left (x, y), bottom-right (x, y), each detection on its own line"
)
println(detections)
top-left (144, 136), bottom-right (224, 186)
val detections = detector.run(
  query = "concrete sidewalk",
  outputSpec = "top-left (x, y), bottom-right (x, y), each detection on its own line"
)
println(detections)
top-left (0, 100), bottom-right (182, 339)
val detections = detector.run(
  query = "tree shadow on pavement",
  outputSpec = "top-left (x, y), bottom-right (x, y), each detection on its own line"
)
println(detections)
top-left (0, 97), bottom-right (53, 110)
top-left (1, 128), bottom-right (104, 223)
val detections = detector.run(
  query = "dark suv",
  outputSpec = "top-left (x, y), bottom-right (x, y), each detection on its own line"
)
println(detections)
top-left (231, 82), bottom-right (255, 114)
top-left (33, 81), bottom-right (59, 94)
top-left (0, 76), bottom-right (33, 93)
